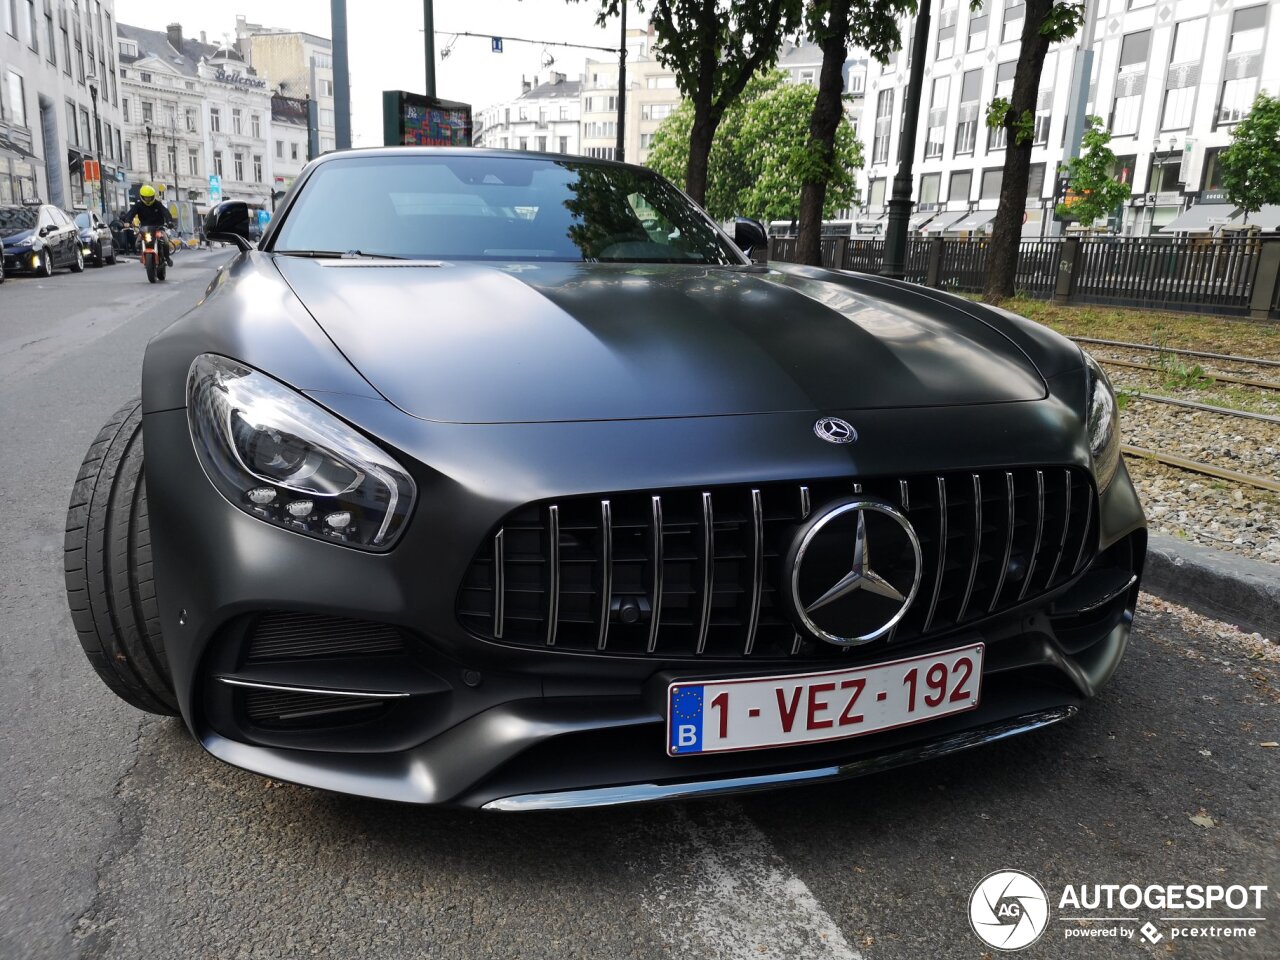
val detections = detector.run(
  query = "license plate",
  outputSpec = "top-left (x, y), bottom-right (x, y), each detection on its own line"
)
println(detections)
top-left (667, 642), bottom-right (983, 756)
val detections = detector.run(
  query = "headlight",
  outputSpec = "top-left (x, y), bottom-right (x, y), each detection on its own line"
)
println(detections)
top-left (13, 237), bottom-right (33, 248)
top-left (187, 354), bottom-right (416, 550)
top-left (1083, 352), bottom-right (1120, 492)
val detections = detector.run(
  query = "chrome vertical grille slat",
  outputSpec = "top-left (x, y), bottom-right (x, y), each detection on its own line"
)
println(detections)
top-left (743, 489), bottom-right (764, 655)
top-left (459, 467), bottom-right (1096, 660)
top-left (922, 476), bottom-right (948, 634)
top-left (647, 495), bottom-right (664, 654)
top-left (596, 500), bottom-right (613, 651)
top-left (988, 472), bottom-right (1015, 614)
top-left (545, 504), bottom-right (560, 647)
top-left (492, 529), bottom-right (505, 639)
top-left (695, 491), bottom-right (714, 655)
top-left (1019, 470), bottom-right (1046, 601)
top-left (956, 474), bottom-right (983, 622)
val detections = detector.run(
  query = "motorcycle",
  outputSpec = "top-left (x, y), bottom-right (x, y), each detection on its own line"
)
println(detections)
top-left (139, 228), bottom-right (169, 283)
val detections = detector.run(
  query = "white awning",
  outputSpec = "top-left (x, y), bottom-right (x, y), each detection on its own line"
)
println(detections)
top-left (908, 210), bottom-right (939, 230)
top-left (1159, 203), bottom-right (1239, 233)
top-left (943, 209), bottom-right (997, 234)
top-left (1226, 205), bottom-right (1280, 231)
top-left (918, 210), bottom-right (968, 234)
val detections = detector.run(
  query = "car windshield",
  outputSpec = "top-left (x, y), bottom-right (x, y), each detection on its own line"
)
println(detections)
top-left (271, 154), bottom-right (743, 264)
top-left (75, 213), bottom-right (93, 229)
top-left (0, 206), bottom-right (39, 233)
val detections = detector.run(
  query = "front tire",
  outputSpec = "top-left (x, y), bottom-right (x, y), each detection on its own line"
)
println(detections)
top-left (38, 250), bottom-right (53, 278)
top-left (70, 246), bottom-right (85, 273)
top-left (145, 256), bottom-right (156, 283)
top-left (64, 399), bottom-right (179, 715)
top-left (156, 260), bottom-right (167, 281)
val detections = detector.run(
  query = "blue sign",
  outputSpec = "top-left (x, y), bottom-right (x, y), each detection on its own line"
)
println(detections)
top-left (208, 173), bottom-right (222, 203)
top-left (257, 209), bottom-right (270, 229)
top-left (491, 37), bottom-right (503, 53)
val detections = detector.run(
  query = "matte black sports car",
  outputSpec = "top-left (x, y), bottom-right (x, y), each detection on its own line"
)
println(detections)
top-left (65, 148), bottom-right (1145, 810)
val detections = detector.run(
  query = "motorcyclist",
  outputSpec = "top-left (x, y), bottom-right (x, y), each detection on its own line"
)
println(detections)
top-left (123, 185), bottom-right (175, 266)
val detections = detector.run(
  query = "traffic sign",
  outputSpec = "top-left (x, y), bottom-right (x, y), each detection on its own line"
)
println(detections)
top-left (83, 159), bottom-right (100, 182)
top-left (208, 174), bottom-right (222, 203)
top-left (491, 37), bottom-right (503, 53)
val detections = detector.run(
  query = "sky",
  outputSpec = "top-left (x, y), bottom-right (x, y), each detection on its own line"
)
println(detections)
top-left (114, 0), bottom-right (634, 144)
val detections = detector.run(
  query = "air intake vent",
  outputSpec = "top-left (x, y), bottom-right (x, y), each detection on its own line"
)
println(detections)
top-left (458, 468), bottom-right (1096, 661)
top-left (245, 612), bottom-right (404, 662)
top-left (243, 687), bottom-right (388, 729)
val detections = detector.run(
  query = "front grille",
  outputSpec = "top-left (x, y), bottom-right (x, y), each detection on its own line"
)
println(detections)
top-left (245, 612), bottom-right (404, 662)
top-left (458, 468), bottom-right (1096, 660)
top-left (243, 688), bottom-right (388, 728)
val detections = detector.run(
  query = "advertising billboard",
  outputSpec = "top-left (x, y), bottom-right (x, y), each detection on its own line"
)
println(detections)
top-left (382, 91), bottom-right (473, 147)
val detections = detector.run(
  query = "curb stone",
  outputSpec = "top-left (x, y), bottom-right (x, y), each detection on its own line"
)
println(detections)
top-left (1142, 532), bottom-right (1280, 641)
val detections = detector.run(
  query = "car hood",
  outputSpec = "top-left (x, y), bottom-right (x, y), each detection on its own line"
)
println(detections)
top-left (275, 258), bottom-right (1047, 424)
top-left (2, 229), bottom-right (35, 246)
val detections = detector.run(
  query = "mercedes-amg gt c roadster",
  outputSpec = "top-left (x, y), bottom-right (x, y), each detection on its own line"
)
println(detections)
top-left (64, 148), bottom-right (1145, 810)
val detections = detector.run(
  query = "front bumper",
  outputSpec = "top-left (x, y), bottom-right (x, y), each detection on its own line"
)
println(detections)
top-left (144, 395), bottom-right (1146, 809)
top-left (2, 247), bottom-right (39, 273)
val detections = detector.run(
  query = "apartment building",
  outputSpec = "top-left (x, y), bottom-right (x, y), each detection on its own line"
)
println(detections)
top-left (235, 16), bottom-right (336, 154)
top-left (578, 25), bottom-right (679, 164)
top-left (0, 0), bottom-right (126, 211)
top-left (474, 72), bottom-right (582, 155)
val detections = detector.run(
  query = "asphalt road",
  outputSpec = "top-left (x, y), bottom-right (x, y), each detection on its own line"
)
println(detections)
top-left (0, 252), bottom-right (1277, 960)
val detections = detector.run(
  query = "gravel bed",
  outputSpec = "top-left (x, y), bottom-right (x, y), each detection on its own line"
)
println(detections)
top-left (1101, 362), bottom-right (1280, 415)
top-left (1123, 398), bottom-right (1279, 478)
top-left (1090, 345), bottom-right (1280, 385)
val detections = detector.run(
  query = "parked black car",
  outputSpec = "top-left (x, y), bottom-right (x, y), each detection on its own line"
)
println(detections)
top-left (74, 210), bottom-right (117, 266)
top-left (65, 148), bottom-right (1146, 810)
top-left (0, 203), bottom-right (85, 276)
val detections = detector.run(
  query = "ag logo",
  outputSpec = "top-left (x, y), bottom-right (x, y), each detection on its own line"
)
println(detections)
top-left (969, 870), bottom-right (1049, 951)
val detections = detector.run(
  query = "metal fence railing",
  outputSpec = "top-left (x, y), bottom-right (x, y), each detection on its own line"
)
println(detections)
top-left (766, 232), bottom-right (1280, 319)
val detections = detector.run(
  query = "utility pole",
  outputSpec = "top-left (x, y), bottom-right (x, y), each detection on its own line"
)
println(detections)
top-left (87, 74), bottom-right (107, 216)
top-left (881, 0), bottom-right (931, 280)
top-left (424, 0), bottom-right (437, 96)
top-left (145, 124), bottom-right (156, 184)
top-left (1057, 0), bottom-right (1099, 235)
top-left (615, 1), bottom-right (626, 162)
top-left (331, 0), bottom-right (352, 149)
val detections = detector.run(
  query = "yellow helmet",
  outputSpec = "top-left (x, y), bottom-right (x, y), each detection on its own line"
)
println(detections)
top-left (139, 184), bottom-right (157, 204)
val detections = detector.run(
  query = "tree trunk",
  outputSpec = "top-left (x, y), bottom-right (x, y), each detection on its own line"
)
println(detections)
top-left (983, 0), bottom-right (1053, 303)
top-left (685, 101), bottom-right (717, 207)
top-left (796, 0), bottom-right (852, 267)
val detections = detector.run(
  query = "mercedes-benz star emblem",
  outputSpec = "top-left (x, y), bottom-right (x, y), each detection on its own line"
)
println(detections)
top-left (814, 417), bottom-right (857, 444)
top-left (787, 499), bottom-right (922, 646)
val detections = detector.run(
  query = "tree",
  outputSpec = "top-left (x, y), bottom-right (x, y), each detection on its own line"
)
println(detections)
top-left (1220, 92), bottom-right (1280, 223)
top-left (981, 0), bottom-right (1084, 302)
top-left (647, 76), bottom-right (863, 222)
top-left (577, 0), bottom-right (803, 205)
top-left (794, 0), bottom-right (914, 266)
top-left (1054, 116), bottom-right (1131, 228)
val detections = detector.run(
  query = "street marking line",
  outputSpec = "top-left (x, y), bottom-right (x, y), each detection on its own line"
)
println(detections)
top-left (638, 802), bottom-right (861, 960)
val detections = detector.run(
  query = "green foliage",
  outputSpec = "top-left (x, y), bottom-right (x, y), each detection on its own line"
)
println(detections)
top-left (646, 74), bottom-right (863, 221)
top-left (1219, 92), bottom-right (1280, 217)
top-left (1056, 116), bottom-right (1132, 225)
top-left (806, 0), bottom-right (915, 65)
top-left (1040, 2), bottom-right (1085, 42)
top-left (985, 97), bottom-right (1033, 144)
top-left (985, 97), bottom-right (1010, 129)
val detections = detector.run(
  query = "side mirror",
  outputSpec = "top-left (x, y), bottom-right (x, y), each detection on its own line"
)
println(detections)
top-left (205, 200), bottom-right (254, 252)
top-left (731, 217), bottom-right (768, 261)
top-left (39, 224), bottom-right (56, 236)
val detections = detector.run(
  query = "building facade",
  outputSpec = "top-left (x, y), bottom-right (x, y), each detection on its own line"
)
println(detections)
top-left (475, 72), bottom-right (582, 155)
top-left (847, 0), bottom-right (1280, 236)
top-left (0, 0), bottom-right (127, 212)
top-left (235, 16), bottom-right (335, 154)
top-left (270, 93), bottom-right (310, 197)
top-left (578, 26), bottom-right (679, 164)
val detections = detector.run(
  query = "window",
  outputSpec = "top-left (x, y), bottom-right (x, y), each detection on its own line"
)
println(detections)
top-left (210, 107), bottom-right (220, 132)
top-left (585, 121), bottom-right (616, 138)
top-left (967, 14), bottom-right (989, 51)
top-left (275, 140), bottom-right (283, 158)
top-left (319, 78), bottom-right (333, 97)
top-left (936, 23), bottom-right (955, 60)
top-left (121, 97), bottom-right (129, 122)
top-left (641, 103), bottom-right (673, 121)
top-left (559, 106), bottom-right (570, 120)
top-left (924, 76), bottom-right (949, 158)
top-left (646, 76), bottom-right (675, 89)
top-left (873, 88), bottom-right (894, 164)
top-left (538, 108), bottom-right (547, 125)
top-left (584, 146), bottom-right (615, 159)
top-left (188, 148), bottom-right (199, 176)
top-left (232, 108), bottom-right (242, 135)
top-left (124, 140), bottom-right (132, 169)
top-left (919, 173), bottom-right (941, 206)
top-left (868, 178), bottom-right (887, 210)
top-left (213, 151), bottom-right (223, 176)
top-left (988, 61), bottom-right (1016, 150)
top-left (559, 136), bottom-right (569, 153)
top-left (1033, 51), bottom-right (1054, 145)
top-left (981, 167), bottom-right (1003, 200)
top-left (847, 71), bottom-right (864, 94)
top-left (290, 142), bottom-right (299, 161)
top-left (1026, 162), bottom-right (1045, 199)
top-left (798, 68), bottom-right (815, 85)
top-left (535, 136), bottom-right (546, 151)
top-left (25, 0), bottom-right (35, 52)
top-left (4, 70), bottom-right (25, 126)
top-left (639, 132), bottom-right (654, 149)
top-left (251, 113), bottom-right (261, 138)
top-left (518, 106), bottom-right (528, 121)
top-left (949, 170), bottom-right (972, 204)
top-left (165, 144), bottom-right (176, 173)
top-left (139, 71), bottom-right (150, 84)
top-left (1201, 147), bottom-right (1225, 192)
top-left (1148, 152), bottom-right (1182, 194)
top-left (253, 154), bottom-right (262, 182)
top-left (234, 152), bottom-right (244, 180)
top-left (141, 100), bottom-right (153, 123)
top-left (1002, 3), bottom-right (1024, 43)
top-left (1217, 6), bottom-right (1265, 126)
top-left (955, 69), bottom-right (982, 155)
top-left (319, 109), bottom-right (333, 128)
top-left (44, 2), bottom-right (54, 64)
top-left (1110, 30), bottom-right (1150, 137)
top-left (80, 107), bottom-right (91, 150)
top-left (65, 100), bottom-right (77, 144)
top-left (518, 137), bottom-right (528, 150)
top-left (185, 107), bottom-right (197, 132)
top-left (1161, 19), bottom-right (1204, 131)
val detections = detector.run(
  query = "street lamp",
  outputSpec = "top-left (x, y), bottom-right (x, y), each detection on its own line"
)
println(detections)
top-left (145, 124), bottom-right (155, 185)
top-left (86, 74), bottom-right (107, 216)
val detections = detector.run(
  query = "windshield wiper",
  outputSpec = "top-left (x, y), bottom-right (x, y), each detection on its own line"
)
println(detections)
top-left (274, 249), bottom-right (409, 260)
